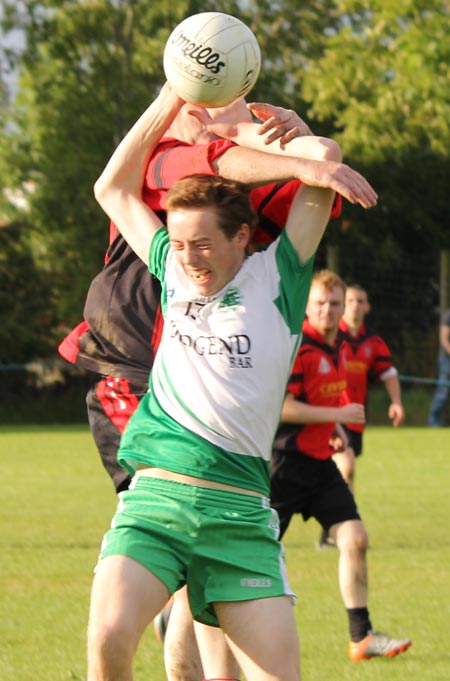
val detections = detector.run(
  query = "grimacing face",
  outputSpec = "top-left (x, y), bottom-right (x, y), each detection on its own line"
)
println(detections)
top-left (168, 207), bottom-right (250, 297)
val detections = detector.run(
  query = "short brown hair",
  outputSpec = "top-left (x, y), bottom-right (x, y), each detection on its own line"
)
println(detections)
top-left (311, 269), bottom-right (346, 294)
top-left (346, 283), bottom-right (368, 295)
top-left (166, 174), bottom-right (257, 240)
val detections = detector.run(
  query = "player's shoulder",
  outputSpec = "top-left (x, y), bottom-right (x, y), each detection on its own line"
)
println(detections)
top-left (299, 335), bottom-right (330, 363)
top-left (348, 322), bottom-right (380, 343)
top-left (362, 324), bottom-right (387, 344)
top-left (299, 334), bottom-right (315, 353)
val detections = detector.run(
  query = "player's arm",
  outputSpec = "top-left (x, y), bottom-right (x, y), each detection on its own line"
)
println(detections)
top-left (94, 84), bottom-right (184, 265)
top-left (330, 423), bottom-right (349, 452)
top-left (247, 102), bottom-right (313, 143)
top-left (146, 102), bottom-right (347, 197)
top-left (281, 392), bottom-right (365, 425)
top-left (284, 157), bottom-right (377, 263)
top-left (381, 371), bottom-right (405, 426)
top-left (439, 321), bottom-right (450, 355)
top-left (210, 104), bottom-right (377, 226)
top-left (190, 103), bottom-right (342, 164)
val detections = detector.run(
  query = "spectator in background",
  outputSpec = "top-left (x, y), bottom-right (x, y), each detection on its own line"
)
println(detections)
top-left (428, 308), bottom-right (450, 427)
top-left (332, 284), bottom-right (404, 495)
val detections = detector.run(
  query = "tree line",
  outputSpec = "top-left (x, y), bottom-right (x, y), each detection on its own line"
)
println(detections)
top-left (1, 0), bottom-right (449, 376)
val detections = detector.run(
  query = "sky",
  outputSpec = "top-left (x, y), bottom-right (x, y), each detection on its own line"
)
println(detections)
top-left (0, 5), bottom-right (25, 97)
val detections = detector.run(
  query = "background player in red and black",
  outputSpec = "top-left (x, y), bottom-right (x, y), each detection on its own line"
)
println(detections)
top-left (270, 270), bottom-right (411, 662)
top-left (334, 283), bottom-right (405, 491)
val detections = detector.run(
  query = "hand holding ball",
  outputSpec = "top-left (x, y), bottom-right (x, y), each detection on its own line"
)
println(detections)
top-left (163, 12), bottom-right (261, 107)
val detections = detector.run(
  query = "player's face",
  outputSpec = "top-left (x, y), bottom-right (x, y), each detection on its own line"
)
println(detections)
top-left (168, 207), bottom-right (249, 296)
top-left (344, 288), bottom-right (370, 325)
top-left (306, 284), bottom-right (345, 338)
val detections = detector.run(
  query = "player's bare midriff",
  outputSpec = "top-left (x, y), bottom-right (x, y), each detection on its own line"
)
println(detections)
top-left (135, 466), bottom-right (264, 498)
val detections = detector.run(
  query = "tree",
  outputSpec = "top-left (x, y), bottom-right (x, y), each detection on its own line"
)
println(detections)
top-left (300, 0), bottom-right (450, 163)
top-left (0, 221), bottom-right (58, 361)
top-left (2, 0), bottom-right (447, 373)
top-left (298, 0), bottom-right (450, 368)
top-left (0, 1), bottom-right (220, 347)
top-left (0, 0), bottom-right (340, 361)
top-left (1, 1), bottom-right (171, 323)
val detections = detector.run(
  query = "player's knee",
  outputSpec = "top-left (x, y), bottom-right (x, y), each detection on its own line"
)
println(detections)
top-left (341, 462), bottom-right (355, 483)
top-left (87, 618), bottom-right (134, 668)
top-left (351, 524), bottom-right (369, 553)
top-left (337, 521), bottom-right (369, 553)
top-left (355, 526), bottom-right (369, 552)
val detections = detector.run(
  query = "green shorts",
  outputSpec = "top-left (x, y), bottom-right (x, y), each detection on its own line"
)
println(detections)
top-left (98, 476), bottom-right (295, 626)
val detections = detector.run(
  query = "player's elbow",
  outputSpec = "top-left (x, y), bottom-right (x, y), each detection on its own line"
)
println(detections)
top-left (93, 176), bottom-right (111, 206)
top-left (94, 176), bottom-right (107, 207)
top-left (317, 138), bottom-right (342, 163)
top-left (94, 177), bottom-right (121, 214)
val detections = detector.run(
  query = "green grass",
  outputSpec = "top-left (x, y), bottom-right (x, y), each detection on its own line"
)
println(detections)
top-left (1, 425), bottom-right (449, 680)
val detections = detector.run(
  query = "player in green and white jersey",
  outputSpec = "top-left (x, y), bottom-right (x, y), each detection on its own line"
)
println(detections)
top-left (87, 82), bottom-right (377, 681)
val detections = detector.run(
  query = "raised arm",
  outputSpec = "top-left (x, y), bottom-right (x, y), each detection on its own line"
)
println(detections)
top-left (185, 102), bottom-right (377, 240)
top-left (187, 101), bottom-right (339, 162)
top-left (94, 84), bottom-right (184, 265)
top-left (284, 157), bottom-right (377, 263)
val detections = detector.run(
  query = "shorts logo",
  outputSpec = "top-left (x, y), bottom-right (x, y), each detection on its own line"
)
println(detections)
top-left (240, 578), bottom-right (272, 588)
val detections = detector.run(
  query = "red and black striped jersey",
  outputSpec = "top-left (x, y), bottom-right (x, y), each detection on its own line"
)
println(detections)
top-left (338, 319), bottom-right (395, 433)
top-left (273, 319), bottom-right (348, 461)
top-left (58, 137), bottom-right (341, 381)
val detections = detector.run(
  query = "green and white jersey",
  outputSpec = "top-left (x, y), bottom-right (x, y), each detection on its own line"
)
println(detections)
top-left (118, 227), bottom-right (313, 495)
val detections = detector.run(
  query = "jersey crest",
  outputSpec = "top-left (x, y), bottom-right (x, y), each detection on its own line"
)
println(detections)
top-left (219, 286), bottom-right (242, 309)
top-left (318, 356), bottom-right (331, 374)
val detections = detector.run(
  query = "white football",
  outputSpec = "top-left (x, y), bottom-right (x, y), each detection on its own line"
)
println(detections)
top-left (163, 12), bottom-right (261, 108)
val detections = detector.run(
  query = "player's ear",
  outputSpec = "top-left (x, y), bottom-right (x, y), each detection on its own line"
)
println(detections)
top-left (237, 223), bottom-right (251, 248)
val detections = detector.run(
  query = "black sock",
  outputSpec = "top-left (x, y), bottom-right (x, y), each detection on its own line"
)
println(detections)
top-left (347, 607), bottom-right (372, 642)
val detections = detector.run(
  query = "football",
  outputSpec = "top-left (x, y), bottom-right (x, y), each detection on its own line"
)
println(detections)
top-left (163, 12), bottom-right (261, 107)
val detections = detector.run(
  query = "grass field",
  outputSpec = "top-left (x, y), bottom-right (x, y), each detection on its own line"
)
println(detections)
top-left (1, 425), bottom-right (449, 680)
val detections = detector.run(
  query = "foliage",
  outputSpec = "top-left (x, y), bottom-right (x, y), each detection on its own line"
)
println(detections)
top-left (0, 0), bottom-right (340, 362)
top-left (0, 0), bottom-right (449, 369)
top-left (237, 0), bottom-right (341, 114)
top-left (1, 0), bottom-right (174, 329)
top-left (301, 0), bottom-right (450, 162)
top-left (0, 222), bottom-right (59, 361)
top-left (298, 0), bottom-right (450, 361)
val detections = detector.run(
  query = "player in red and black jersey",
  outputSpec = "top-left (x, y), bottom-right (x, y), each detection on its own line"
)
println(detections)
top-left (274, 316), bottom-right (350, 467)
top-left (271, 270), bottom-right (411, 662)
top-left (334, 283), bottom-right (404, 491)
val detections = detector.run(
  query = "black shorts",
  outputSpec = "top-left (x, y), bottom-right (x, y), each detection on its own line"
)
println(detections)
top-left (86, 376), bottom-right (148, 493)
top-left (342, 426), bottom-right (363, 457)
top-left (270, 450), bottom-right (361, 539)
